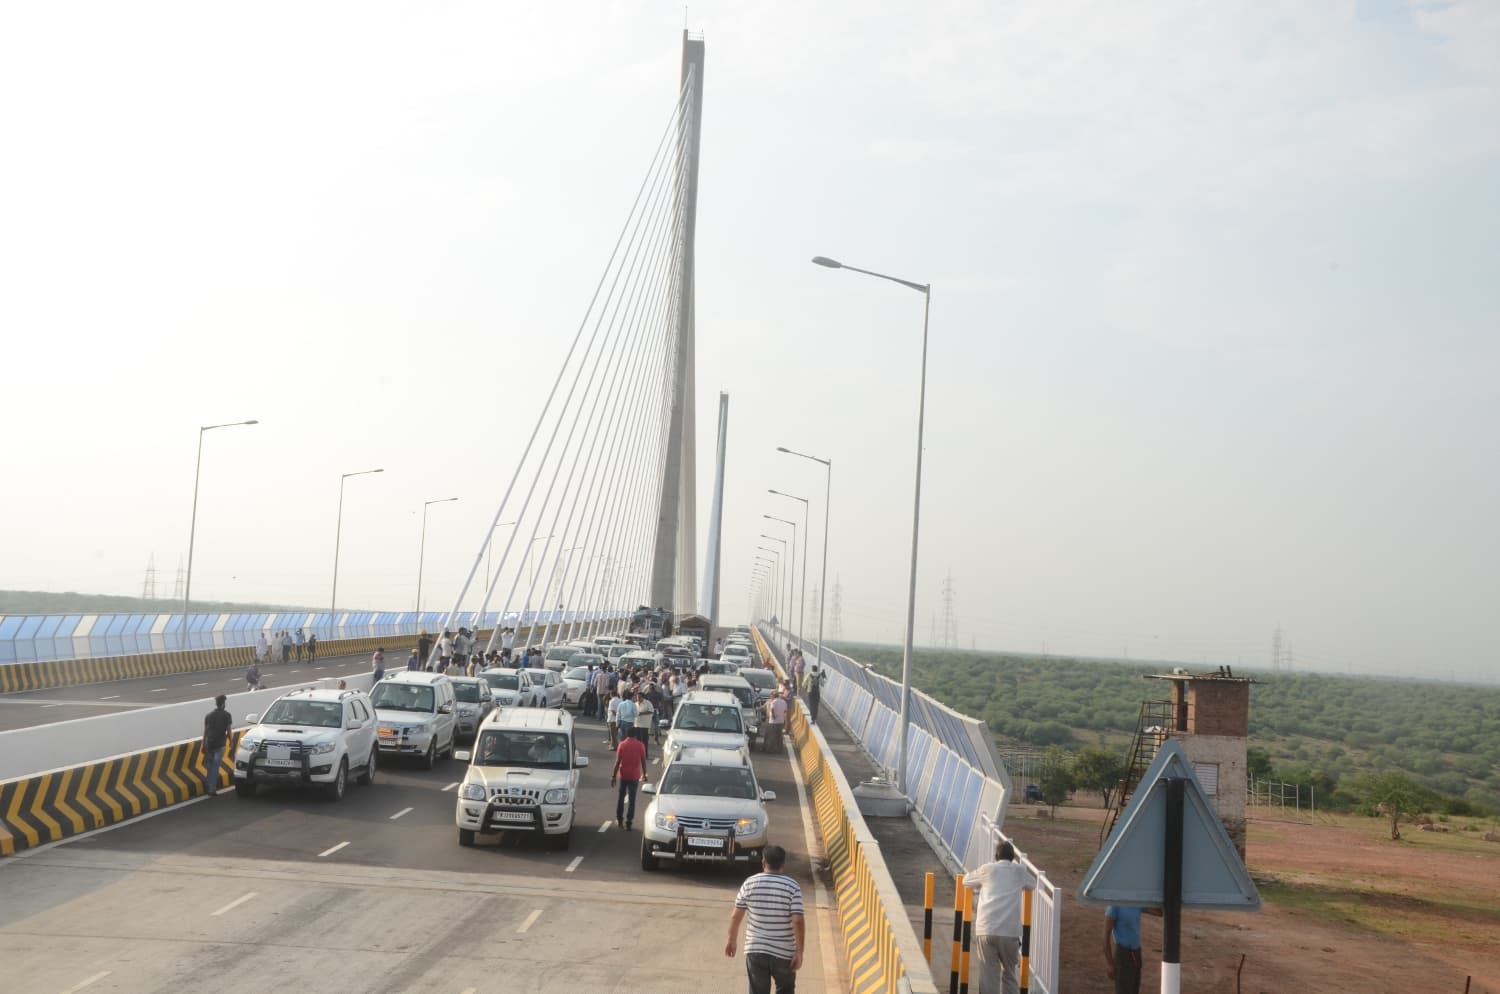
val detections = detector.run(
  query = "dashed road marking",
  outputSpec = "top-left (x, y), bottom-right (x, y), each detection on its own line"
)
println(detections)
top-left (598, 820), bottom-right (611, 833)
top-left (151, 688), bottom-right (168, 693)
top-left (193, 682), bottom-right (208, 687)
top-left (58, 971), bottom-right (112, 994)
top-left (41, 704), bottom-right (63, 709)
top-left (390, 807), bottom-right (414, 820)
top-left (100, 695), bottom-right (120, 700)
top-left (318, 841), bottom-right (350, 857)
top-left (564, 856), bottom-right (584, 873)
top-left (211, 892), bottom-right (258, 917)
top-left (442, 782), bottom-right (459, 792)
top-left (290, 670), bottom-right (302, 674)
top-left (516, 909), bottom-right (543, 933)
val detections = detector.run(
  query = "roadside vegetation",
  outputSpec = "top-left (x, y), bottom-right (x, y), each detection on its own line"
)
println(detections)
top-left (830, 641), bottom-right (1500, 816)
top-left (0, 589), bottom-right (318, 616)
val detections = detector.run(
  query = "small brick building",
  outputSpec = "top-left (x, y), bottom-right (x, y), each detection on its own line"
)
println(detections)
top-left (1145, 668), bottom-right (1253, 855)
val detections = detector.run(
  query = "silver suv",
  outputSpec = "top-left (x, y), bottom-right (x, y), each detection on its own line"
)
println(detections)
top-left (371, 672), bottom-right (458, 769)
top-left (233, 688), bottom-right (378, 801)
top-left (661, 690), bottom-right (748, 757)
top-left (640, 745), bottom-right (775, 871)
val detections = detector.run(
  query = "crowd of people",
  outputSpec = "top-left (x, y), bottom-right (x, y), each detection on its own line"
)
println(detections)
top-left (253, 628), bottom-right (317, 665)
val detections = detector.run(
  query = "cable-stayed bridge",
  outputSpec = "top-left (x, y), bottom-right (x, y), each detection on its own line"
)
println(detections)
top-left (0, 34), bottom-right (1046, 994)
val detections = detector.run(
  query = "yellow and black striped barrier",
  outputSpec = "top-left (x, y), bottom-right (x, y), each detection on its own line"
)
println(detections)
top-left (1020, 889), bottom-right (1033, 993)
top-left (755, 627), bottom-right (939, 994)
top-left (949, 874), bottom-right (965, 993)
top-left (923, 871), bottom-right (935, 963)
top-left (0, 731), bottom-right (242, 857)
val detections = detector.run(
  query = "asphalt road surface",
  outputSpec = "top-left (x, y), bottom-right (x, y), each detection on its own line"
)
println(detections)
top-left (0, 651), bottom-right (375, 732)
top-left (0, 712), bottom-right (844, 994)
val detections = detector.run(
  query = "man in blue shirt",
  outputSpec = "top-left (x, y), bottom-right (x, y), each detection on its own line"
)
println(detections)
top-left (1104, 905), bottom-right (1144, 994)
top-left (616, 693), bottom-right (639, 733)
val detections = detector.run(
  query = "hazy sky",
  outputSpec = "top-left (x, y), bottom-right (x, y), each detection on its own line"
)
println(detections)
top-left (2, 2), bottom-right (1496, 680)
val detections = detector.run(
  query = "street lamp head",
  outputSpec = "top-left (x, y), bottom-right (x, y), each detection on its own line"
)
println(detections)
top-left (812, 256), bottom-right (843, 269)
top-left (243, 419), bottom-right (259, 425)
top-left (776, 446), bottom-right (791, 453)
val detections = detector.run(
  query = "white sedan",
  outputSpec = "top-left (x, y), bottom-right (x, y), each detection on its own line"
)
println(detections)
top-left (561, 664), bottom-right (596, 708)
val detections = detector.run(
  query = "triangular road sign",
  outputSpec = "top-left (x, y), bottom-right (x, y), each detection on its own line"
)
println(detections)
top-left (1077, 740), bottom-right (1261, 911)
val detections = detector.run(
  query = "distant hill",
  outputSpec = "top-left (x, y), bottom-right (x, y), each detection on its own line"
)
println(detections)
top-left (0, 590), bottom-right (319, 616)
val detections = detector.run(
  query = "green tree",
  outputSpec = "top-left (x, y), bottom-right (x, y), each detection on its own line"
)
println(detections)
top-left (1070, 746), bottom-right (1126, 808)
top-left (1038, 746), bottom-right (1075, 816)
top-left (1346, 771), bottom-right (1439, 840)
top-left (1246, 747), bottom-right (1274, 780)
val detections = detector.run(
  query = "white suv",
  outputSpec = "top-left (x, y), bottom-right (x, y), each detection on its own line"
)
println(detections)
top-left (233, 688), bottom-right (378, 801)
top-left (455, 707), bottom-right (588, 850)
top-left (661, 690), bottom-right (748, 757)
top-left (370, 671), bottom-right (458, 769)
top-left (640, 746), bottom-right (775, 871)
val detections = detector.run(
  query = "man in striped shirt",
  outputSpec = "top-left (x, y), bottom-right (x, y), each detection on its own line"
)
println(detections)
top-left (726, 844), bottom-right (805, 993)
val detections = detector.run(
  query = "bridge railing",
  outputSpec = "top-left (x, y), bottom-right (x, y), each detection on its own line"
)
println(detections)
top-left (764, 626), bottom-right (1061, 994)
top-left (0, 609), bottom-right (629, 665)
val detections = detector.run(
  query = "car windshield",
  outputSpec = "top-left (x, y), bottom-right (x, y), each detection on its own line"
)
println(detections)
top-left (483, 673), bottom-right (520, 691)
top-left (660, 763), bottom-right (757, 799)
top-left (261, 700), bottom-right (343, 728)
top-left (473, 730), bottom-right (571, 770)
top-left (564, 666), bottom-right (591, 681)
top-left (371, 683), bottom-right (435, 712)
top-left (740, 670), bottom-right (777, 690)
top-left (453, 683), bottom-right (483, 703)
top-left (546, 647), bottom-right (574, 660)
top-left (707, 684), bottom-right (754, 709)
top-left (674, 704), bottom-right (743, 734)
top-left (573, 655), bottom-right (604, 667)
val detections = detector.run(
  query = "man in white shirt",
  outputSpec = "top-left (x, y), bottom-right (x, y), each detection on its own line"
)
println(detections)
top-left (963, 841), bottom-right (1035, 994)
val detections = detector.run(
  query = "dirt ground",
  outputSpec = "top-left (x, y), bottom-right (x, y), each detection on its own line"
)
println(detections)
top-left (1006, 803), bottom-right (1500, 993)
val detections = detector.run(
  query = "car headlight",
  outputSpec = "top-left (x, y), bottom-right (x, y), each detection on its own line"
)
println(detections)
top-left (459, 783), bottom-right (487, 801)
top-left (239, 738), bottom-right (260, 753)
top-left (655, 812), bottom-right (677, 830)
top-left (404, 726), bottom-right (417, 735)
top-left (543, 788), bottom-right (570, 805)
top-left (735, 817), bottom-right (760, 835)
top-left (310, 742), bottom-right (336, 755)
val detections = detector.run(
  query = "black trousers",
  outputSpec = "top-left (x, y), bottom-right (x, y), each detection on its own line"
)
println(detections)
top-left (746, 952), bottom-right (796, 994)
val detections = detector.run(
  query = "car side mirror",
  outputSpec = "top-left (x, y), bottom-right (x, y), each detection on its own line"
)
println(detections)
top-left (438, 704), bottom-right (453, 714)
top-left (245, 714), bottom-right (259, 723)
top-left (574, 754), bottom-right (590, 768)
top-left (641, 781), bottom-right (657, 794)
top-left (346, 719), bottom-right (360, 729)
top-left (761, 790), bottom-right (777, 802)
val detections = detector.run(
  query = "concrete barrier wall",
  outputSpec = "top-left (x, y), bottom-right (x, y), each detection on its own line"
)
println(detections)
top-left (0, 671), bottom-right (376, 781)
top-left (0, 729), bottom-right (246, 857)
top-left (752, 628), bottom-right (939, 994)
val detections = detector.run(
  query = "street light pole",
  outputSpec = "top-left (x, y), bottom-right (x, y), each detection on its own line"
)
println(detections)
top-left (331, 468), bottom-right (384, 621)
top-left (812, 254), bottom-right (930, 796)
top-left (417, 497), bottom-right (459, 617)
top-left (181, 419), bottom-right (258, 650)
top-left (755, 549), bottom-right (781, 626)
top-left (768, 490), bottom-right (811, 656)
top-left (761, 526), bottom-right (795, 647)
top-left (776, 450), bottom-right (832, 673)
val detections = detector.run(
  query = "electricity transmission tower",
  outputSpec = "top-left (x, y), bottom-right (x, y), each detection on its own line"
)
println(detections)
top-left (830, 576), bottom-right (843, 640)
top-left (939, 570), bottom-right (958, 648)
top-left (141, 555), bottom-right (158, 601)
top-left (171, 556), bottom-right (185, 601)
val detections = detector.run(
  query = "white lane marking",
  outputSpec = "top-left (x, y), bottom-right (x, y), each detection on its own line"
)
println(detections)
top-left (318, 841), bottom-right (350, 857)
top-left (41, 704), bottom-right (63, 709)
top-left (151, 688), bottom-right (169, 693)
top-left (211, 891), bottom-right (258, 917)
top-left (58, 971), bottom-right (112, 994)
top-left (784, 733), bottom-right (841, 989)
top-left (389, 807), bottom-right (414, 820)
top-left (100, 695), bottom-right (120, 700)
top-left (564, 856), bottom-right (583, 873)
top-left (193, 682), bottom-right (209, 687)
top-left (598, 820), bottom-right (611, 833)
top-left (516, 909), bottom-right (543, 933)
top-left (442, 782), bottom-right (459, 792)
top-left (290, 670), bottom-right (302, 674)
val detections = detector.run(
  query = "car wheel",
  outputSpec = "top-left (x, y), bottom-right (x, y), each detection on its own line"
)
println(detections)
top-left (640, 838), bottom-right (659, 871)
top-left (357, 748), bottom-right (377, 786)
top-left (458, 828), bottom-right (475, 847)
top-left (325, 759), bottom-right (347, 801)
top-left (234, 780), bottom-right (256, 798)
top-left (422, 739), bottom-right (436, 771)
top-left (443, 729), bottom-right (455, 759)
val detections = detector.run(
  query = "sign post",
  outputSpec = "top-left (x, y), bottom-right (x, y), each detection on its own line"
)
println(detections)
top-left (1077, 742), bottom-right (1259, 994)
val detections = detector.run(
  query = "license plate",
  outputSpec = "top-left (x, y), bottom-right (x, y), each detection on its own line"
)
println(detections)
top-left (262, 758), bottom-right (298, 768)
top-left (494, 810), bottom-right (533, 823)
top-left (267, 745), bottom-right (292, 761)
top-left (688, 835), bottom-right (723, 849)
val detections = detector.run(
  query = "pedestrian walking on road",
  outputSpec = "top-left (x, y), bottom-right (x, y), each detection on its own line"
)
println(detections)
top-left (407, 648), bottom-right (421, 673)
top-left (963, 841), bottom-right (1035, 994)
top-left (606, 690), bottom-right (621, 749)
top-left (372, 646), bottom-right (385, 674)
top-left (726, 844), bottom-right (805, 994)
top-left (633, 691), bottom-right (655, 761)
top-left (306, 633), bottom-right (318, 662)
top-left (610, 731), bottom-right (647, 830)
top-left (245, 662), bottom-right (262, 691)
top-left (201, 694), bottom-right (233, 796)
top-left (807, 667), bottom-right (826, 723)
top-left (294, 628), bottom-right (306, 661)
top-left (439, 631), bottom-right (454, 671)
top-left (372, 652), bottom-right (386, 684)
top-left (257, 633), bottom-right (269, 663)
